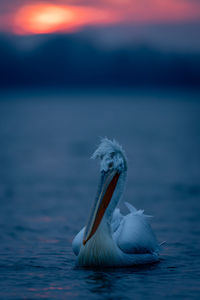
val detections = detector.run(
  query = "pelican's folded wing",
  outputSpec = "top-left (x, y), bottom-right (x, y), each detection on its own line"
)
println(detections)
top-left (114, 202), bottom-right (159, 254)
top-left (72, 227), bottom-right (85, 256)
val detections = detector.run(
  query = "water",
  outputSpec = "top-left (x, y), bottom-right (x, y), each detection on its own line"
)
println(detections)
top-left (0, 89), bottom-right (200, 299)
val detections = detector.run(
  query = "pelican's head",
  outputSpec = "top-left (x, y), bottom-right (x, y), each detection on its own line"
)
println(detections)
top-left (92, 137), bottom-right (127, 174)
top-left (83, 138), bottom-right (127, 245)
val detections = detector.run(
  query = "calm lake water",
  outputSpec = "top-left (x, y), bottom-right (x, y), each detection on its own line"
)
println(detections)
top-left (0, 89), bottom-right (200, 299)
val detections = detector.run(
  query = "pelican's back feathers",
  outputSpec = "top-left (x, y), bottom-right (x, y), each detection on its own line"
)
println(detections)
top-left (113, 202), bottom-right (159, 255)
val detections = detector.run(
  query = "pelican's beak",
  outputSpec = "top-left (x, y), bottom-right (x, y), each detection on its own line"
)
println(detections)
top-left (83, 169), bottom-right (120, 246)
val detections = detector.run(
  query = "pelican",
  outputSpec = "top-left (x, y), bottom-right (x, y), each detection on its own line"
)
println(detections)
top-left (72, 138), bottom-right (160, 267)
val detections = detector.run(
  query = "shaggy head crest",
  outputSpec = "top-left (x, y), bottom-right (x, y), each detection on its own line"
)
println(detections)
top-left (92, 138), bottom-right (127, 173)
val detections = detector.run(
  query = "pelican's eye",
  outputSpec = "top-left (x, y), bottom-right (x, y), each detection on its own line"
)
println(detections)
top-left (108, 161), bottom-right (113, 169)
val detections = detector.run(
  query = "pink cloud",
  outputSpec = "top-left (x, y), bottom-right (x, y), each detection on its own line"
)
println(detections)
top-left (0, 0), bottom-right (200, 34)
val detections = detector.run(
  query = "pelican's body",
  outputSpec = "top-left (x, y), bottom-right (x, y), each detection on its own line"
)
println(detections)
top-left (72, 138), bottom-right (160, 267)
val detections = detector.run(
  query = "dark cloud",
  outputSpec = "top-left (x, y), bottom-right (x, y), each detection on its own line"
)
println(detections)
top-left (0, 32), bottom-right (199, 88)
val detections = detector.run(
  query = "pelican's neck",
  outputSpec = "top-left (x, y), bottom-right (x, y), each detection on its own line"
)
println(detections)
top-left (102, 170), bottom-right (127, 224)
top-left (97, 212), bottom-right (112, 238)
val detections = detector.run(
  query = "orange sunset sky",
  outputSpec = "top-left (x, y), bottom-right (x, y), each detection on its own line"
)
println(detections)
top-left (0, 0), bottom-right (200, 35)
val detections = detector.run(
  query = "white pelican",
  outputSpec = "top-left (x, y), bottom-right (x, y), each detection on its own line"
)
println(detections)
top-left (72, 138), bottom-right (160, 267)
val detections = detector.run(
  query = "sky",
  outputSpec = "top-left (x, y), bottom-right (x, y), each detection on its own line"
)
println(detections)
top-left (0, 0), bottom-right (200, 35)
top-left (0, 1), bottom-right (199, 88)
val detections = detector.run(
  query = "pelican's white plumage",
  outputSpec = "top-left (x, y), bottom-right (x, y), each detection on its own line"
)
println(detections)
top-left (72, 138), bottom-right (160, 267)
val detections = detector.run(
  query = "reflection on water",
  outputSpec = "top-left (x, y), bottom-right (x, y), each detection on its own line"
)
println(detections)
top-left (0, 89), bottom-right (200, 299)
top-left (86, 272), bottom-right (117, 294)
top-left (84, 263), bottom-right (160, 296)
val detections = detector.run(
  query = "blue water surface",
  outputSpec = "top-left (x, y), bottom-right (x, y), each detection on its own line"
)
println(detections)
top-left (0, 89), bottom-right (200, 299)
